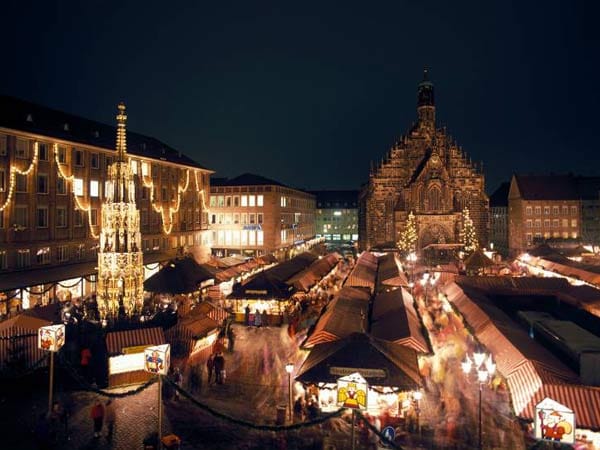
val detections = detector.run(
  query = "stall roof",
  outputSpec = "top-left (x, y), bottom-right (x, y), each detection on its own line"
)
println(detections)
top-left (296, 332), bottom-right (421, 390)
top-left (179, 316), bottom-right (219, 339)
top-left (287, 253), bottom-right (341, 292)
top-left (344, 252), bottom-right (378, 293)
top-left (105, 327), bottom-right (166, 355)
top-left (302, 287), bottom-right (370, 348)
top-left (464, 249), bottom-right (495, 270)
top-left (143, 257), bottom-right (214, 294)
top-left (377, 253), bottom-right (408, 290)
top-left (0, 314), bottom-right (50, 333)
top-left (370, 288), bottom-right (430, 354)
top-left (444, 282), bottom-right (600, 431)
top-left (228, 273), bottom-right (295, 300)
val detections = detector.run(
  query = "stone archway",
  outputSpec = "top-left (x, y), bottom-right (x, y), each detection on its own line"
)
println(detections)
top-left (419, 223), bottom-right (453, 249)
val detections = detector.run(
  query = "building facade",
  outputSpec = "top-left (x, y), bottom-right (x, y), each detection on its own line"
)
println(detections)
top-left (508, 175), bottom-right (581, 255)
top-left (0, 95), bottom-right (213, 314)
top-left (359, 71), bottom-right (489, 252)
top-left (209, 173), bottom-right (316, 259)
top-left (489, 182), bottom-right (510, 256)
top-left (310, 190), bottom-right (359, 244)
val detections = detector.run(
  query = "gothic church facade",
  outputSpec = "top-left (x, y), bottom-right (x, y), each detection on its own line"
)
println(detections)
top-left (358, 72), bottom-right (489, 251)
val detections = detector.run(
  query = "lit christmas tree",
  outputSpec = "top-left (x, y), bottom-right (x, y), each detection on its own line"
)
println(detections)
top-left (460, 207), bottom-right (479, 255)
top-left (397, 211), bottom-right (418, 254)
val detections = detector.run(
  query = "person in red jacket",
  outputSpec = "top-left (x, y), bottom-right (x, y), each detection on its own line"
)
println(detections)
top-left (90, 400), bottom-right (104, 438)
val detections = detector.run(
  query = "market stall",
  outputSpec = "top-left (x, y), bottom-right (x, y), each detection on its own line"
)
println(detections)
top-left (105, 326), bottom-right (166, 386)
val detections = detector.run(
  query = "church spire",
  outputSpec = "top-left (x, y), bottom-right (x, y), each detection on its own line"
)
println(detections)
top-left (417, 68), bottom-right (435, 130)
top-left (115, 102), bottom-right (127, 162)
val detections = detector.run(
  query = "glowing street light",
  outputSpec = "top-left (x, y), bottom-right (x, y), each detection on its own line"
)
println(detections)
top-left (462, 351), bottom-right (495, 450)
top-left (413, 390), bottom-right (423, 437)
top-left (285, 362), bottom-right (294, 422)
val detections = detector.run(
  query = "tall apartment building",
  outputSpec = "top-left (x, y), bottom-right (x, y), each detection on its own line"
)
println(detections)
top-left (489, 182), bottom-right (510, 256)
top-left (209, 173), bottom-right (316, 259)
top-left (0, 95), bottom-right (212, 314)
top-left (508, 175), bottom-right (581, 255)
top-left (359, 71), bottom-right (489, 251)
top-left (310, 190), bottom-right (359, 244)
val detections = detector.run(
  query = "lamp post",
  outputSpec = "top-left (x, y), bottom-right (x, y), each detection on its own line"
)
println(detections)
top-left (461, 351), bottom-right (496, 450)
top-left (420, 271), bottom-right (436, 306)
top-left (285, 362), bottom-right (294, 422)
top-left (38, 324), bottom-right (65, 417)
top-left (413, 390), bottom-right (423, 438)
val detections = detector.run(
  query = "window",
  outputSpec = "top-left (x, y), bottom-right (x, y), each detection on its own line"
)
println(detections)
top-left (56, 207), bottom-right (67, 228)
top-left (57, 246), bottom-right (69, 262)
top-left (225, 230), bottom-right (232, 245)
top-left (74, 149), bottom-right (84, 166)
top-left (0, 169), bottom-right (5, 192)
top-left (57, 177), bottom-right (67, 195)
top-left (0, 134), bottom-right (6, 155)
top-left (535, 219), bottom-right (541, 228)
top-left (57, 146), bottom-right (67, 163)
top-left (534, 206), bottom-right (541, 215)
top-left (0, 210), bottom-right (3, 229)
top-left (0, 251), bottom-right (6, 270)
top-left (241, 230), bottom-right (248, 245)
top-left (526, 220), bottom-right (532, 228)
top-left (241, 213), bottom-right (248, 225)
top-left (36, 207), bottom-right (48, 228)
top-left (233, 230), bottom-right (240, 245)
top-left (216, 196), bottom-right (223, 207)
top-left (15, 205), bottom-right (28, 228)
top-left (74, 209), bottom-right (83, 227)
top-left (281, 196), bottom-right (287, 207)
top-left (16, 174), bottom-right (27, 192)
top-left (571, 219), bottom-right (577, 228)
top-left (217, 231), bottom-right (224, 245)
top-left (525, 206), bottom-right (532, 216)
top-left (562, 219), bottom-right (568, 227)
top-left (224, 213), bottom-right (232, 225)
top-left (226, 196), bottom-right (232, 207)
top-left (91, 153), bottom-right (99, 169)
top-left (553, 206), bottom-right (559, 215)
top-left (544, 206), bottom-right (550, 215)
top-left (257, 195), bottom-right (264, 207)
top-left (553, 219), bottom-right (559, 228)
top-left (211, 214), bottom-right (216, 224)
top-left (16, 249), bottom-right (30, 268)
top-left (526, 233), bottom-right (532, 245)
top-left (90, 180), bottom-right (99, 197)
top-left (218, 214), bottom-right (224, 224)
top-left (141, 162), bottom-right (149, 177)
top-left (248, 230), bottom-right (256, 245)
top-left (233, 196), bottom-right (240, 207)
top-left (249, 213), bottom-right (256, 224)
top-left (562, 206), bottom-right (569, 215)
top-left (141, 209), bottom-right (148, 225)
top-left (257, 213), bottom-right (263, 224)
top-left (130, 160), bottom-right (138, 175)
top-left (16, 138), bottom-right (28, 158)
top-left (38, 143), bottom-right (48, 161)
top-left (572, 232), bottom-right (578, 239)
top-left (90, 209), bottom-right (98, 226)
top-left (233, 213), bottom-right (239, 224)
top-left (107, 156), bottom-right (113, 168)
top-left (161, 187), bottom-right (167, 201)
top-left (210, 196), bottom-right (217, 207)
top-left (257, 230), bottom-right (264, 245)
top-left (37, 174), bottom-right (48, 194)
top-left (571, 206), bottom-right (578, 215)
top-left (73, 178), bottom-right (84, 196)
top-left (241, 195), bottom-right (248, 207)
top-left (36, 247), bottom-right (51, 265)
top-left (249, 195), bottom-right (256, 207)
top-left (544, 219), bottom-right (550, 228)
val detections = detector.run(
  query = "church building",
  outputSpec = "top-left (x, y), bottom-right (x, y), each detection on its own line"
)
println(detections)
top-left (358, 71), bottom-right (489, 252)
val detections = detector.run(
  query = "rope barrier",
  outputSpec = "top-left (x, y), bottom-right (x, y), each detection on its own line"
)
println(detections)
top-left (0, 332), bottom-right (37, 340)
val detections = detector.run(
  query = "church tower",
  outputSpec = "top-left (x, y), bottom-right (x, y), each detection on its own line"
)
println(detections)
top-left (97, 103), bottom-right (144, 320)
top-left (417, 69), bottom-right (435, 131)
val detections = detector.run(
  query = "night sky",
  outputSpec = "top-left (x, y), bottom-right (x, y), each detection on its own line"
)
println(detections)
top-left (2, 1), bottom-right (598, 194)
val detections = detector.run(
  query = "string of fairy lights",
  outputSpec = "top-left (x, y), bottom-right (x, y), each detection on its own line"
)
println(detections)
top-left (0, 139), bottom-right (210, 239)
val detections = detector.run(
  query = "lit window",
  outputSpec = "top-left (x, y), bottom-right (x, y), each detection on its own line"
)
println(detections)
top-left (534, 219), bottom-right (541, 228)
top-left (210, 196), bottom-right (217, 207)
top-left (544, 206), bottom-right (550, 215)
top-left (130, 160), bottom-right (138, 174)
top-left (57, 246), bottom-right (69, 262)
top-left (525, 207), bottom-right (532, 216)
top-left (225, 230), bottom-right (232, 245)
top-left (73, 178), bottom-right (84, 196)
top-left (571, 219), bottom-right (577, 228)
top-left (534, 206), bottom-right (541, 215)
top-left (141, 162), bottom-right (149, 176)
top-left (234, 213), bottom-right (239, 224)
top-left (526, 220), bottom-right (532, 228)
top-left (241, 196), bottom-right (248, 207)
top-left (16, 138), bottom-right (28, 158)
top-left (248, 231), bottom-right (256, 245)
top-left (218, 196), bottom-right (224, 207)
top-left (90, 180), bottom-right (99, 197)
top-left (257, 195), bottom-right (264, 207)
top-left (553, 206), bottom-right (559, 215)
top-left (241, 230), bottom-right (248, 245)
top-left (249, 195), bottom-right (256, 207)
top-left (562, 219), bottom-right (568, 227)
top-left (57, 147), bottom-right (67, 163)
top-left (16, 249), bottom-right (30, 268)
top-left (334, 211), bottom-right (342, 216)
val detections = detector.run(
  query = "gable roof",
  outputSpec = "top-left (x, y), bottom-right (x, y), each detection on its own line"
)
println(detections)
top-left (489, 182), bottom-right (510, 207)
top-left (0, 95), bottom-right (210, 171)
top-left (512, 175), bottom-right (579, 200)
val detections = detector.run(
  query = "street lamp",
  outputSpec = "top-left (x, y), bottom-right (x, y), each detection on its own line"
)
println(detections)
top-left (407, 252), bottom-right (417, 283)
top-left (420, 271), bottom-right (436, 306)
top-left (285, 362), bottom-right (294, 422)
top-left (461, 351), bottom-right (496, 450)
top-left (408, 281), bottom-right (415, 298)
top-left (412, 390), bottom-right (423, 437)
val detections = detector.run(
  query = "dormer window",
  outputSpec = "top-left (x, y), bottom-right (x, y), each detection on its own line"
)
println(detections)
top-left (26, 113), bottom-right (33, 123)
top-left (63, 123), bottom-right (70, 131)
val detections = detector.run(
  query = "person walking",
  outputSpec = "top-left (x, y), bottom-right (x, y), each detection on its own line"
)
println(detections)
top-left (104, 399), bottom-right (115, 441)
top-left (206, 354), bottom-right (215, 385)
top-left (80, 347), bottom-right (92, 381)
top-left (254, 309), bottom-right (262, 327)
top-left (227, 327), bottom-right (235, 352)
top-left (90, 400), bottom-right (105, 438)
top-left (173, 367), bottom-right (183, 400)
top-left (261, 309), bottom-right (268, 327)
top-left (214, 352), bottom-right (225, 384)
top-left (244, 304), bottom-right (250, 326)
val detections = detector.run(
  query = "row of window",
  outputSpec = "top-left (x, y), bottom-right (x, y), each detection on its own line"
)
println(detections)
top-left (525, 205), bottom-right (578, 216)
top-left (210, 195), bottom-right (264, 208)
top-left (315, 233), bottom-right (359, 241)
top-left (3, 206), bottom-right (91, 229)
top-left (211, 230), bottom-right (264, 246)
top-left (211, 213), bottom-right (264, 225)
top-left (526, 232), bottom-right (578, 244)
top-left (525, 219), bottom-right (577, 228)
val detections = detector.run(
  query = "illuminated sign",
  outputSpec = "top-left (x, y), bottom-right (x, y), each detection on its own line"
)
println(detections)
top-left (336, 372), bottom-right (368, 410)
top-left (330, 366), bottom-right (386, 378)
top-left (144, 344), bottom-right (170, 375)
top-left (535, 397), bottom-right (575, 444)
top-left (38, 324), bottom-right (66, 352)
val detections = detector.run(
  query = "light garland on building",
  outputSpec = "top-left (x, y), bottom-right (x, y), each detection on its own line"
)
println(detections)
top-left (0, 142), bottom-right (39, 212)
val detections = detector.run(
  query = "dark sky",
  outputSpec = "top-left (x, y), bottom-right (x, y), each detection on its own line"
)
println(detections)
top-left (2, 1), bottom-right (599, 194)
